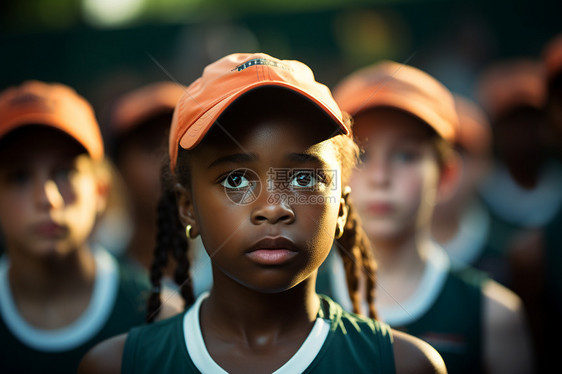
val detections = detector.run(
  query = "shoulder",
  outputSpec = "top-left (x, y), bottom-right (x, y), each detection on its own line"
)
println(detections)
top-left (482, 279), bottom-right (524, 320)
top-left (319, 294), bottom-right (386, 335)
top-left (481, 277), bottom-right (534, 373)
top-left (79, 314), bottom-right (186, 374)
top-left (392, 329), bottom-right (448, 374)
top-left (78, 333), bottom-right (127, 374)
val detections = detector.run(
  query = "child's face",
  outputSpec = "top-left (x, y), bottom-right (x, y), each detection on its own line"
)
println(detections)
top-left (117, 118), bottom-right (169, 218)
top-left (179, 116), bottom-right (344, 293)
top-left (349, 108), bottom-right (441, 242)
top-left (0, 128), bottom-right (102, 259)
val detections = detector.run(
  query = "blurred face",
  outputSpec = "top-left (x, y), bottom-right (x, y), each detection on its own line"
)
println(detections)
top-left (0, 128), bottom-right (102, 259)
top-left (117, 118), bottom-right (169, 218)
top-left (349, 108), bottom-right (441, 242)
top-left (494, 108), bottom-right (546, 168)
top-left (178, 116), bottom-right (344, 293)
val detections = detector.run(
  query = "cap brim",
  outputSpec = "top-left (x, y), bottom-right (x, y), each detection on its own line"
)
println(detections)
top-left (178, 82), bottom-right (348, 150)
top-left (0, 113), bottom-right (103, 160)
top-left (344, 91), bottom-right (455, 142)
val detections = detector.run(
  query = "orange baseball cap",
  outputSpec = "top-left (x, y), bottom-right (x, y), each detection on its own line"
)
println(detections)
top-left (453, 94), bottom-right (492, 156)
top-left (110, 81), bottom-right (185, 136)
top-left (0, 80), bottom-right (103, 160)
top-left (476, 59), bottom-right (546, 121)
top-left (332, 60), bottom-right (458, 142)
top-left (169, 52), bottom-right (349, 171)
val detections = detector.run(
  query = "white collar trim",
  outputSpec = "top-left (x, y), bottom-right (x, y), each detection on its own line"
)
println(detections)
top-left (0, 247), bottom-right (119, 351)
top-left (183, 292), bottom-right (330, 374)
top-left (329, 243), bottom-right (450, 325)
top-left (377, 243), bottom-right (450, 326)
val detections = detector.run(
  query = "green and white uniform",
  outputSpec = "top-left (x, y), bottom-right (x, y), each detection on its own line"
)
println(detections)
top-left (123, 293), bottom-right (396, 374)
top-left (0, 247), bottom-right (150, 374)
top-left (324, 243), bottom-right (487, 374)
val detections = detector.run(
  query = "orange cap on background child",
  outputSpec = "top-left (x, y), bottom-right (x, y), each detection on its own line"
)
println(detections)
top-left (476, 59), bottom-right (546, 122)
top-left (0, 80), bottom-right (103, 160)
top-left (169, 52), bottom-right (350, 171)
top-left (332, 60), bottom-right (458, 142)
top-left (542, 33), bottom-right (562, 82)
top-left (110, 81), bottom-right (185, 137)
top-left (453, 94), bottom-right (492, 157)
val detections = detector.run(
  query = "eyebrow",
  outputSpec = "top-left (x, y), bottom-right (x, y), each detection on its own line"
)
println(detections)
top-left (208, 153), bottom-right (257, 168)
top-left (286, 153), bottom-right (329, 167)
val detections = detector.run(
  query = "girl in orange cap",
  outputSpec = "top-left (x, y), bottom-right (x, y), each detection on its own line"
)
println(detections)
top-left (0, 81), bottom-right (178, 374)
top-left (79, 53), bottom-right (446, 373)
top-left (329, 61), bottom-right (534, 374)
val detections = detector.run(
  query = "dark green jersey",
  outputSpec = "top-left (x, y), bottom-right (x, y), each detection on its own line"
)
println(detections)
top-left (0, 248), bottom-right (150, 374)
top-left (394, 267), bottom-right (487, 374)
top-left (123, 293), bottom-right (396, 374)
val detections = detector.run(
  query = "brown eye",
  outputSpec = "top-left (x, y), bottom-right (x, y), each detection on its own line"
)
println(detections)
top-left (221, 171), bottom-right (250, 189)
top-left (290, 171), bottom-right (319, 189)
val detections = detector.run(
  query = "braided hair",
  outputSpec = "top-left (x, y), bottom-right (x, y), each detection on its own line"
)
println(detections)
top-left (146, 159), bottom-right (194, 322)
top-left (330, 130), bottom-right (379, 320)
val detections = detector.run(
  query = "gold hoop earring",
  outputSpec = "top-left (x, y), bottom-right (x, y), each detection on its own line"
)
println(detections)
top-left (335, 225), bottom-right (344, 239)
top-left (186, 225), bottom-right (193, 239)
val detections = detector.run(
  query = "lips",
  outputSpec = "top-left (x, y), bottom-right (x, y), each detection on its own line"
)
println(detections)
top-left (34, 221), bottom-right (67, 238)
top-left (365, 201), bottom-right (394, 215)
top-left (246, 237), bottom-right (299, 265)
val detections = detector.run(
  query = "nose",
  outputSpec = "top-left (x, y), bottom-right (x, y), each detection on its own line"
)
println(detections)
top-left (365, 158), bottom-right (391, 187)
top-left (35, 179), bottom-right (64, 210)
top-left (251, 191), bottom-right (295, 225)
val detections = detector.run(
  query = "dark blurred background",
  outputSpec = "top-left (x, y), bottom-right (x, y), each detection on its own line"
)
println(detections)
top-left (1, 0), bottom-right (560, 136)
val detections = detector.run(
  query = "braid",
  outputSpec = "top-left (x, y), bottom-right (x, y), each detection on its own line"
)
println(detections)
top-left (336, 199), bottom-right (379, 319)
top-left (146, 158), bottom-right (194, 322)
top-left (349, 201), bottom-right (378, 319)
top-left (146, 187), bottom-right (174, 322)
top-left (329, 118), bottom-right (379, 319)
top-left (171, 207), bottom-right (195, 308)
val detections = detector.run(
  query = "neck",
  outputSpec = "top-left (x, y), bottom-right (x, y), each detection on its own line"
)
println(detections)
top-left (505, 156), bottom-right (543, 189)
top-left (203, 269), bottom-right (320, 344)
top-left (8, 246), bottom-right (96, 301)
top-left (370, 230), bottom-right (430, 306)
top-left (431, 205), bottom-right (462, 244)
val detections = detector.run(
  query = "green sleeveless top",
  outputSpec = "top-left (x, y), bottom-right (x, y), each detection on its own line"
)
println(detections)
top-left (395, 267), bottom-right (486, 374)
top-left (320, 244), bottom-right (487, 374)
top-left (0, 248), bottom-right (150, 374)
top-left (123, 293), bottom-right (396, 373)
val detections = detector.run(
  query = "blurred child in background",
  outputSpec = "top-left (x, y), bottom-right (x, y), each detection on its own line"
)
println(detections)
top-left (330, 61), bottom-right (534, 374)
top-left (508, 34), bottom-right (562, 374)
top-left (476, 59), bottom-right (562, 288)
top-left (0, 81), bottom-right (174, 374)
top-left (106, 81), bottom-right (213, 298)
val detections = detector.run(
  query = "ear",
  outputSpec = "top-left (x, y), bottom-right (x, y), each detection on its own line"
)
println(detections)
top-left (437, 150), bottom-right (461, 204)
top-left (175, 183), bottom-right (199, 237)
top-left (92, 159), bottom-right (113, 217)
top-left (336, 186), bottom-right (351, 238)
